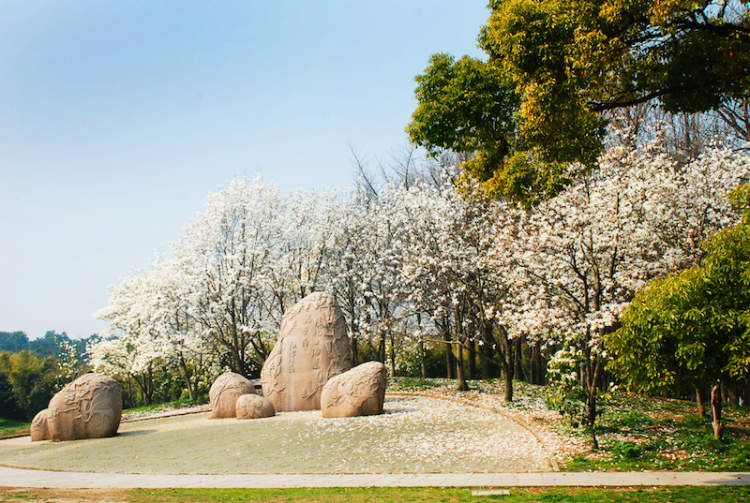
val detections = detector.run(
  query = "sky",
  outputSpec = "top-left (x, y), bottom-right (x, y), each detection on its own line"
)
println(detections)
top-left (0, 1), bottom-right (488, 340)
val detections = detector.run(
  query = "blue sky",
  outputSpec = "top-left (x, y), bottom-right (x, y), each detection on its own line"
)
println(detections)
top-left (0, 1), bottom-right (487, 340)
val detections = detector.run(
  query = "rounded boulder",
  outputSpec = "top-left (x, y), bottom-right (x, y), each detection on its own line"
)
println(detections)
top-left (321, 361), bottom-right (387, 418)
top-left (37, 373), bottom-right (122, 441)
top-left (235, 393), bottom-right (275, 419)
top-left (30, 408), bottom-right (49, 441)
top-left (209, 372), bottom-right (256, 418)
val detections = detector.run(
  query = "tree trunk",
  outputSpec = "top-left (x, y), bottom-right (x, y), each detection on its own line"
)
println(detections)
top-left (351, 336), bottom-right (359, 367)
top-left (455, 342), bottom-right (468, 391)
top-left (479, 345), bottom-right (491, 379)
top-left (530, 344), bottom-right (543, 385)
top-left (711, 381), bottom-right (724, 440)
top-left (728, 388), bottom-right (739, 407)
top-left (502, 333), bottom-right (513, 402)
top-left (444, 326), bottom-right (455, 379)
top-left (178, 354), bottom-right (196, 401)
top-left (389, 333), bottom-right (397, 377)
top-left (134, 365), bottom-right (154, 406)
top-left (416, 313), bottom-right (426, 379)
top-left (378, 334), bottom-right (386, 364)
top-left (514, 339), bottom-right (524, 382)
top-left (468, 339), bottom-right (476, 380)
top-left (585, 352), bottom-right (602, 450)
top-left (479, 323), bottom-right (493, 379)
top-left (695, 386), bottom-right (706, 418)
top-left (587, 386), bottom-right (599, 449)
top-left (419, 338), bottom-right (427, 380)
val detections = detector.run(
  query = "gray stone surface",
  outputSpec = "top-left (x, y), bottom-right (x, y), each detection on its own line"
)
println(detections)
top-left (261, 292), bottom-right (352, 411)
top-left (235, 393), bottom-right (275, 419)
top-left (321, 361), bottom-right (386, 418)
top-left (1, 466), bottom-right (749, 488)
top-left (209, 372), bottom-right (256, 418)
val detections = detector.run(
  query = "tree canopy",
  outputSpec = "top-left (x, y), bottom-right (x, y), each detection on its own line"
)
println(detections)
top-left (408, 0), bottom-right (750, 204)
top-left (606, 183), bottom-right (750, 438)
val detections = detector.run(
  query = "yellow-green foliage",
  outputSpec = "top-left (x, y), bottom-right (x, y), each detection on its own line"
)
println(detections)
top-left (409, 1), bottom-right (750, 205)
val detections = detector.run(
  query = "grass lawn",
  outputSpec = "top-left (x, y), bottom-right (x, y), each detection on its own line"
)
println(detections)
top-left (0, 417), bottom-right (29, 440)
top-left (565, 394), bottom-right (750, 472)
top-left (122, 396), bottom-right (207, 415)
top-left (395, 378), bottom-right (750, 472)
top-left (2, 486), bottom-right (750, 502)
top-left (390, 377), bottom-right (442, 391)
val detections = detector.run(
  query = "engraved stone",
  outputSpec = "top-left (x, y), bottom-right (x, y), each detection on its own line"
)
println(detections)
top-left (321, 361), bottom-right (387, 418)
top-left (261, 292), bottom-right (352, 411)
top-left (32, 373), bottom-right (122, 441)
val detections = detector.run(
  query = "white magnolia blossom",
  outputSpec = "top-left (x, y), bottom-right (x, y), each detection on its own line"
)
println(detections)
top-left (91, 133), bottom-right (748, 403)
top-left (492, 138), bottom-right (748, 350)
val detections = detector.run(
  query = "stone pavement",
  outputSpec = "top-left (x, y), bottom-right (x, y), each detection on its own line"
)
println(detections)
top-left (1, 467), bottom-right (749, 488)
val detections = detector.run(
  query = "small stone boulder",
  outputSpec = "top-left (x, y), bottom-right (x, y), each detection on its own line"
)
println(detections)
top-left (209, 372), bottom-right (256, 418)
top-left (235, 393), bottom-right (275, 419)
top-left (32, 373), bottom-right (122, 441)
top-left (261, 292), bottom-right (352, 411)
top-left (321, 361), bottom-right (387, 418)
top-left (30, 408), bottom-right (49, 441)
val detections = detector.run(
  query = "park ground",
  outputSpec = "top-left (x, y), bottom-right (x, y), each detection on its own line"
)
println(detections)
top-left (1, 379), bottom-right (748, 502)
top-left (1, 379), bottom-right (749, 474)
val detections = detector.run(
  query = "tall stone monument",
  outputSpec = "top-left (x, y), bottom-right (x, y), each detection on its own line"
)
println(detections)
top-left (261, 292), bottom-right (352, 411)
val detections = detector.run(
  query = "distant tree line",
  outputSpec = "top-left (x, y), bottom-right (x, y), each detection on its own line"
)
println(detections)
top-left (0, 331), bottom-right (94, 358)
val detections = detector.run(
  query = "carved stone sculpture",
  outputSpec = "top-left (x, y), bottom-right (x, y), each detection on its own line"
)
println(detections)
top-left (209, 372), bottom-right (256, 418)
top-left (31, 373), bottom-right (122, 441)
top-left (235, 393), bottom-right (275, 419)
top-left (261, 292), bottom-right (352, 411)
top-left (321, 361), bottom-right (387, 418)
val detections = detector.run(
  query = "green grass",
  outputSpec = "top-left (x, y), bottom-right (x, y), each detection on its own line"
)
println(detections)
top-left (2, 486), bottom-right (750, 502)
top-left (564, 393), bottom-right (750, 472)
top-left (123, 396), bottom-right (207, 414)
top-left (0, 417), bottom-right (29, 440)
top-left (0, 417), bottom-right (29, 431)
top-left (390, 377), bottom-right (441, 391)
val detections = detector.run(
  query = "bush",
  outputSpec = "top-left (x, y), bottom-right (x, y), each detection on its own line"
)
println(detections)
top-left (611, 441), bottom-right (643, 460)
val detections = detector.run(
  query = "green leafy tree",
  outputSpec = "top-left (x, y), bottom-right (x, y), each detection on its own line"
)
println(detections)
top-left (0, 357), bottom-right (22, 419)
top-left (0, 350), bottom-right (57, 420)
top-left (409, 0), bottom-right (750, 204)
top-left (606, 185), bottom-right (750, 439)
